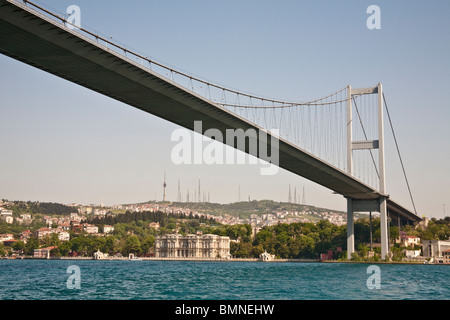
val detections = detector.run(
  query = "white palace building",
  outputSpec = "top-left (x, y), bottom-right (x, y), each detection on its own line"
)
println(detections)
top-left (155, 234), bottom-right (231, 259)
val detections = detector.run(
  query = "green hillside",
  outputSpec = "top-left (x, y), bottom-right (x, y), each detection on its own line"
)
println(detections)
top-left (140, 199), bottom-right (347, 219)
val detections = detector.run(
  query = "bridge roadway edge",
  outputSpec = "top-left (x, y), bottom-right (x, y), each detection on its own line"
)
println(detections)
top-left (0, 0), bottom-right (420, 224)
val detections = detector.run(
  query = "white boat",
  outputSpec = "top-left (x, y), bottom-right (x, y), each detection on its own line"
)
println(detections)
top-left (128, 253), bottom-right (142, 261)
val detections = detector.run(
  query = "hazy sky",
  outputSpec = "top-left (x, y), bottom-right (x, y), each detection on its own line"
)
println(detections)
top-left (0, 0), bottom-right (449, 219)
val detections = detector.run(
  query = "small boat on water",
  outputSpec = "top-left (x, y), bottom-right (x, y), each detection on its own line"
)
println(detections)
top-left (128, 253), bottom-right (142, 261)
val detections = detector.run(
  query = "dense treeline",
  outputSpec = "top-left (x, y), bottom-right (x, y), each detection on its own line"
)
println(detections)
top-left (10, 201), bottom-right (75, 216)
top-left (231, 220), bottom-right (347, 259)
top-left (168, 199), bottom-right (338, 219)
top-left (5, 233), bottom-right (151, 258)
top-left (411, 217), bottom-right (450, 240)
top-left (87, 210), bottom-right (216, 227)
top-left (231, 217), bottom-right (450, 260)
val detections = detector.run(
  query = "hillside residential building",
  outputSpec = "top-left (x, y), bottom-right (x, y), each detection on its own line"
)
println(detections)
top-left (82, 224), bottom-right (98, 234)
top-left (0, 209), bottom-right (13, 217)
top-left (35, 228), bottom-right (52, 239)
top-left (149, 222), bottom-right (160, 230)
top-left (400, 235), bottom-right (421, 247)
top-left (103, 225), bottom-right (114, 234)
top-left (155, 234), bottom-right (230, 259)
top-left (20, 230), bottom-right (32, 242)
top-left (20, 214), bottom-right (32, 220)
top-left (57, 230), bottom-right (70, 241)
top-left (59, 223), bottom-right (71, 231)
top-left (35, 227), bottom-right (70, 241)
top-left (0, 210), bottom-right (13, 224)
top-left (93, 250), bottom-right (108, 260)
top-left (3, 216), bottom-right (13, 224)
top-left (0, 234), bottom-right (14, 243)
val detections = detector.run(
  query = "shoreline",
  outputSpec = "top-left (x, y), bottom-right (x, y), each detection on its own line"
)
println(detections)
top-left (2, 256), bottom-right (318, 262)
top-left (1, 256), bottom-right (443, 264)
top-left (61, 256), bottom-right (320, 263)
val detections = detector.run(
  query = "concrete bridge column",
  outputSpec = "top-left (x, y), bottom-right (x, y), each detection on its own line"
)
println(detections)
top-left (380, 196), bottom-right (389, 259)
top-left (377, 82), bottom-right (389, 260)
top-left (347, 198), bottom-right (354, 259)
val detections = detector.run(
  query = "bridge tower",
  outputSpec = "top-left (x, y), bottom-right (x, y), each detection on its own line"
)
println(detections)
top-left (346, 83), bottom-right (389, 260)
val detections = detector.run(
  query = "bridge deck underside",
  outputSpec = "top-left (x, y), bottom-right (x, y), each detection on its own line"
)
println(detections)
top-left (0, 0), bottom-right (421, 224)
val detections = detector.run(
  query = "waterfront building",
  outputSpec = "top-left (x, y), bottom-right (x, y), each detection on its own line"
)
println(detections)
top-left (404, 249), bottom-right (421, 258)
top-left (443, 250), bottom-right (450, 264)
top-left (33, 246), bottom-right (57, 259)
top-left (259, 251), bottom-right (275, 261)
top-left (93, 250), bottom-right (108, 260)
top-left (422, 240), bottom-right (450, 262)
top-left (320, 250), bottom-right (334, 262)
top-left (155, 234), bottom-right (230, 259)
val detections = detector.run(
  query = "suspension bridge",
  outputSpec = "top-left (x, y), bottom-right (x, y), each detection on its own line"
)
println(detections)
top-left (0, 0), bottom-right (421, 259)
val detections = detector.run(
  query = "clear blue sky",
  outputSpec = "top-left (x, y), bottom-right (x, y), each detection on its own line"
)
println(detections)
top-left (0, 0), bottom-right (449, 218)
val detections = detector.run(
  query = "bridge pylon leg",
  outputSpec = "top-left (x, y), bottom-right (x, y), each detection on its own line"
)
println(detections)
top-left (379, 196), bottom-right (389, 260)
top-left (346, 198), bottom-right (354, 260)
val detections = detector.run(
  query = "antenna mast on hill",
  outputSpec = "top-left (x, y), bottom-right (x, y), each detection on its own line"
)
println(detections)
top-left (163, 171), bottom-right (167, 202)
top-left (177, 179), bottom-right (181, 202)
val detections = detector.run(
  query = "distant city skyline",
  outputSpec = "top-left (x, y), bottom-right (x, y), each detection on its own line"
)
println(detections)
top-left (0, 0), bottom-right (449, 219)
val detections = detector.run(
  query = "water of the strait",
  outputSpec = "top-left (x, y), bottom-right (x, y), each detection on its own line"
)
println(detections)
top-left (0, 260), bottom-right (448, 300)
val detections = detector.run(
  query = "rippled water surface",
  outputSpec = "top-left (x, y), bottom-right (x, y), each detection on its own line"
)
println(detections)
top-left (0, 260), bottom-right (448, 300)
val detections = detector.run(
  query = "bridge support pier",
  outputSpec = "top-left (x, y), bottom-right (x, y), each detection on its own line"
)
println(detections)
top-left (346, 198), bottom-right (354, 259)
top-left (380, 196), bottom-right (389, 259)
top-left (346, 197), bottom-right (389, 260)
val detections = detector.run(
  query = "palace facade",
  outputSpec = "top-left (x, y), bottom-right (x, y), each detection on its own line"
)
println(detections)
top-left (155, 234), bottom-right (230, 259)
